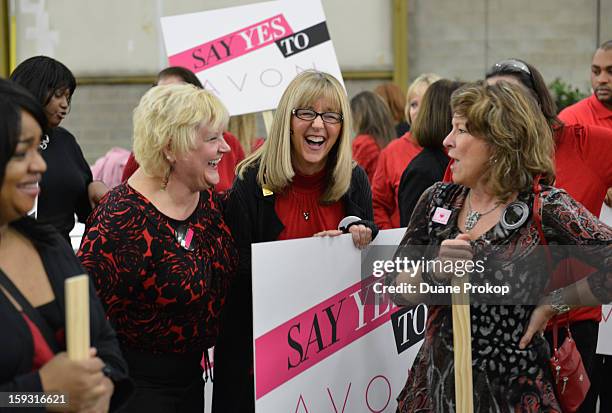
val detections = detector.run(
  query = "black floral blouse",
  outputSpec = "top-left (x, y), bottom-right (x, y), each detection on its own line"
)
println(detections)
top-left (78, 183), bottom-right (237, 354)
top-left (391, 182), bottom-right (611, 413)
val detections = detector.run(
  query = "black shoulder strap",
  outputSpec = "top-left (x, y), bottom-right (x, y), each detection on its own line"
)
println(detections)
top-left (0, 268), bottom-right (61, 353)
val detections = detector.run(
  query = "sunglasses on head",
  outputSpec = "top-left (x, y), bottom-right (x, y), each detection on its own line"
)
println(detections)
top-left (487, 59), bottom-right (531, 77)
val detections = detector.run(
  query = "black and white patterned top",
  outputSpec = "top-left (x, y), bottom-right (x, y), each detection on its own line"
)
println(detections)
top-left (391, 182), bottom-right (611, 413)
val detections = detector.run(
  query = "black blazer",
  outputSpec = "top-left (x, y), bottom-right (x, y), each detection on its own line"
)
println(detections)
top-left (0, 219), bottom-right (133, 412)
top-left (398, 147), bottom-right (449, 227)
top-left (212, 164), bottom-right (377, 413)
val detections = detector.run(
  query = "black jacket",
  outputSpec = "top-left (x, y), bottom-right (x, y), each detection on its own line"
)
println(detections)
top-left (0, 219), bottom-right (133, 412)
top-left (212, 164), bottom-right (377, 412)
top-left (398, 147), bottom-right (449, 227)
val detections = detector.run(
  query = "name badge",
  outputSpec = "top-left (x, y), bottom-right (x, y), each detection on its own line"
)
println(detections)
top-left (432, 207), bottom-right (452, 225)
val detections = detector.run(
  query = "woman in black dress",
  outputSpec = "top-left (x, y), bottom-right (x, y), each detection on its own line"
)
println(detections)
top-left (10, 56), bottom-right (108, 241)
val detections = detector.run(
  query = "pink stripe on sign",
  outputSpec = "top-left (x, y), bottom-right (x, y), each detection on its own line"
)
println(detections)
top-left (168, 14), bottom-right (293, 74)
top-left (254, 277), bottom-right (398, 399)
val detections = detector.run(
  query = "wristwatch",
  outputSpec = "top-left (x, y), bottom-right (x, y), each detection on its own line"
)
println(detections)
top-left (549, 288), bottom-right (571, 314)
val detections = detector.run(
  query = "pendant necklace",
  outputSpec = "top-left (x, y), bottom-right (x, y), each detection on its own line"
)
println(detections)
top-left (464, 191), bottom-right (500, 231)
top-left (303, 212), bottom-right (310, 221)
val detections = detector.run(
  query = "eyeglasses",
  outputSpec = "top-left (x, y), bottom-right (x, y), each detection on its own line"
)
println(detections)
top-left (487, 59), bottom-right (531, 77)
top-left (292, 108), bottom-right (343, 124)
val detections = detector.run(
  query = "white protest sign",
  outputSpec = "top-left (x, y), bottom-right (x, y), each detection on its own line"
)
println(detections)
top-left (160, 0), bottom-right (344, 116)
top-left (597, 204), bottom-right (612, 355)
top-left (252, 229), bottom-right (423, 412)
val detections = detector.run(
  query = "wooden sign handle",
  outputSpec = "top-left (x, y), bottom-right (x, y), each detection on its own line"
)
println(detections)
top-left (65, 274), bottom-right (90, 360)
top-left (451, 276), bottom-right (473, 412)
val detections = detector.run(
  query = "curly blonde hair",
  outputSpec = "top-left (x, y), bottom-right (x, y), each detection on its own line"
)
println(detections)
top-left (133, 84), bottom-right (228, 178)
top-left (450, 81), bottom-right (555, 200)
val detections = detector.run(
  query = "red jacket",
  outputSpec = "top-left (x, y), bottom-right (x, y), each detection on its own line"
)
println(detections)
top-left (444, 123), bottom-right (612, 323)
top-left (352, 134), bottom-right (381, 184)
top-left (371, 132), bottom-right (421, 229)
top-left (559, 94), bottom-right (612, 130)
top-left (121, 131), bottom-right (245, 193)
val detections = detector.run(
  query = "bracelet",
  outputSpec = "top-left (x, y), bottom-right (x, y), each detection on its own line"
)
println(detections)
top-left (549, 288), bottom-right (571, 314)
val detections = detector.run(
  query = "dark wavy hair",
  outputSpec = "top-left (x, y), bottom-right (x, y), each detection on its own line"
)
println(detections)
top-left (0, 77), bottom-right (55, 243)
top-left (451, 82), bottom-right (555, 201)
top-left (10, 56), bottom-right (76, 108)
top-left (0, 78), bottom-right (47, 184)
top-left (411, 79), bottom-right (464, 149)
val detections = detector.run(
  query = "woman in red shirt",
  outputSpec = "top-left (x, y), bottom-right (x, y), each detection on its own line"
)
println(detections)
top-left (350, 91), bottom-right (395, 183)
top-left (372, 73), bottom-right (440, 229)
top-left (213, 70), bottom-right (378, 413)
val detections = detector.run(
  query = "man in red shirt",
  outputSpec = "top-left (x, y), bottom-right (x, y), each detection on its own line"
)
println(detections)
top-left (559, 40), bottom-right (612, 129)
top-left (560, 40), bottom-right (612, 206)
top-left (558, 42), bottom-right (612, 412)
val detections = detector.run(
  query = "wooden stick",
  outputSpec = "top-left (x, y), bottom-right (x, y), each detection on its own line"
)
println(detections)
top-left (261, 110), bottom-right (274, 136)
top-left (65, 275), bottom-right (90, 360)
top-left (451, 276), bottom-right (473, 412)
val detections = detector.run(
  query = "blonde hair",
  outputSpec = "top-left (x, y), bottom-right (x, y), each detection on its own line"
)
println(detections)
top-left (404, 73), bottom-right (441, 123)
top-left (228, 113), bottom-right (258, 155)
top-left (450, 81), bottom-right (555, 201)
top-left (237, 70), bottom-right (353, 202)
top-left (133, 84), bottom-right (228, 178)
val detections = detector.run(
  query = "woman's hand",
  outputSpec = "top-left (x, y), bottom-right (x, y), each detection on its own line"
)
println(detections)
top-left (518, 304), bottom-right (556, 350)
top-left (435, 233), bottom-right (473, 282)
top-left (87, 181), bottom-right (109, 209)
top-left (40, 348), bottom-right (109, 412)
top-left (314, 224), bottom-right (372, 249)
top-left (79, 376), bottom-right (114, 413)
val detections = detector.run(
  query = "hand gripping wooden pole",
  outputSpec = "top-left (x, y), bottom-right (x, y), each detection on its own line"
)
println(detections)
top-left (452, 275), bottom-right (473, 412)
top-left (65, 274), bottom-right (90, 360)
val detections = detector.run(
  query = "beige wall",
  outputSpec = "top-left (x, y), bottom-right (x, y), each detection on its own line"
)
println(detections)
top-left (29, 0), bottom-right (612, 163)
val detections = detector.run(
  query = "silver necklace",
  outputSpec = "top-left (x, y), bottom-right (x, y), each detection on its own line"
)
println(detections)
top-left (39, 134), bottom-right (50, 151)
top-left (464, 191), bottom-right (500, 231)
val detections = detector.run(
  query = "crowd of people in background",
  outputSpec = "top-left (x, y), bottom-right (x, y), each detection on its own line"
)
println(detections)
top-left (0, 38), bottom-right (611, 412)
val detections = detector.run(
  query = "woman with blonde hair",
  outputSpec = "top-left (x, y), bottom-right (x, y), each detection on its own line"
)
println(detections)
top-left (350, 90), bottom-right (395, 183)
top-left (78, 84), bottom-right (237, 412)
top-left (389, 82), bottom-right (611, 412)
top-left (212, 70), bottom-right (378, 413)
top-left (228, 113), bottom-right (264, 155)
top-left (372, 73), bottom-right (440, 229)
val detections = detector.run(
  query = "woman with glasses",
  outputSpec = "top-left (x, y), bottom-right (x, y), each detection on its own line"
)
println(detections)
top-left (212, 70), bottom-right (378, 413)
top-left (389, 82), bottom-right (611, 412)
top-left (77, 84), bottom-right (237, 413)
top-left (484, 58), bottom-right (612, 413)
top-left (10, 56), bottom-right (109, 242)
